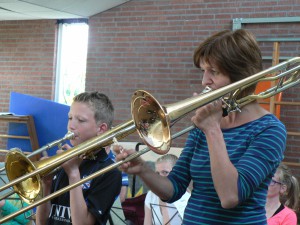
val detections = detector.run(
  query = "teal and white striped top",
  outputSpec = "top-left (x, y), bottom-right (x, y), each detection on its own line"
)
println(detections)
top-left (168, 114), bottom-right (286, 225)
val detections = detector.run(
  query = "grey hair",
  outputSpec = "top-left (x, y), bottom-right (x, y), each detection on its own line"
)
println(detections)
top-left (156, 154), bottom-right (178, 167)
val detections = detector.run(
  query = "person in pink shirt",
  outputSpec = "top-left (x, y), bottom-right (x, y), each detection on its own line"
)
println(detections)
top-left (266, 163), bottom-right (299, 225)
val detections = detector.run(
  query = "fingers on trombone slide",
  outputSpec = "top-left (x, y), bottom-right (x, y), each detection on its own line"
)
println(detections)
top-left (112, 137), bottom-right (124, 154)
top-left (211, 99), bottom-right (229, 117)
top-left (211, 99), bottom-right (222, 107)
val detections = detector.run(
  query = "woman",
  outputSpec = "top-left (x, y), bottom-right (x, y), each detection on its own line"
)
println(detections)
top-left (266, 163), bottom-right (299, 225)
top-left (117, 29), bottom-right (287, 224)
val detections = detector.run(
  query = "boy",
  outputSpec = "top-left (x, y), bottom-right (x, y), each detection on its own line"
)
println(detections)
top-left (36, 92), bottom-right (122, 225)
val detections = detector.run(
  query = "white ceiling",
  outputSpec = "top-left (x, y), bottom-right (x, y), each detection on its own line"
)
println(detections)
top-left (0, 0), bottom-right (130, 21)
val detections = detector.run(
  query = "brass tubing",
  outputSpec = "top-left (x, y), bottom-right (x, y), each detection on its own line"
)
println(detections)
top-left (283, 162), bottom-right (300, 167)
top-left (287, 131), bottom-right (300, 136)
top-left (0, 131), bottom-right (75, 174)
top-left (0, 135), bottom-right (30, 139)
top-left (259, 101), bottom-right (300, 106)
top-left (25, 131), bottom-right (75, 157)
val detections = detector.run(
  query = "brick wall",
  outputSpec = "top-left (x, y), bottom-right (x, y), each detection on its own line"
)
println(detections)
top-left (0, 20), bottom-right (57, 148)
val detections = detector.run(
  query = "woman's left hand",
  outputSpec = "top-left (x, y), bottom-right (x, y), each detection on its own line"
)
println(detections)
top-left (191, 99), bottom-right (223, 133)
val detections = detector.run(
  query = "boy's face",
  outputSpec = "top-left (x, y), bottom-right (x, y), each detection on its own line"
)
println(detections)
top-left (67, 102), bottom-right (101, 146)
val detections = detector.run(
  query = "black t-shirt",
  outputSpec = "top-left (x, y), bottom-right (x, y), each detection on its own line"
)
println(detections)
top-left (46, 149), bottom-right (122, 225)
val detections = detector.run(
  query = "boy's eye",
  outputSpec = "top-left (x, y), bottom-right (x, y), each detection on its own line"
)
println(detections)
top-left (78, 118), bottom-right (86, 123)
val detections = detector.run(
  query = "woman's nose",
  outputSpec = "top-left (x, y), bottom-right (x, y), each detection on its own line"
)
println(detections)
top-left (202, 72), bottom-right (212, 86)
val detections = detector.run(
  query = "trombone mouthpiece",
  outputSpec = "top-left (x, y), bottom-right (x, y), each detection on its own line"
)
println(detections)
top-left (202, 86), bottom-right (213, 94)
top-left (65, 131), bottom-right (75, 140)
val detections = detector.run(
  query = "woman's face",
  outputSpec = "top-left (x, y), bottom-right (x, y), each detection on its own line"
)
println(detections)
top-left (67, 102), bottom-right (100, 146)
top-left (200, 60), bottom-right (231, 90)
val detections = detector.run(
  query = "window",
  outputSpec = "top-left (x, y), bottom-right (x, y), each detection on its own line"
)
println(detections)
top-left (55, 19), bottom-right (89, 105)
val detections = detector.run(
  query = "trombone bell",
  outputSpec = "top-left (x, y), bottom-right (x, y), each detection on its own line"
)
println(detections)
top-left (5, 150), bottom-right (42, 203)
top-left (132, 90), bottom-right (171, 154)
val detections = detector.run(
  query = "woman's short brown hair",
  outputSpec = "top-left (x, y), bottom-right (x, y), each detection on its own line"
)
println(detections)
top-left (193, 29), bottom-right (263, 97)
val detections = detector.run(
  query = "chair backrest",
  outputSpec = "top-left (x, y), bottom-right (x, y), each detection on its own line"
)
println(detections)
top-left (121, 193), bottom-right (146, 225)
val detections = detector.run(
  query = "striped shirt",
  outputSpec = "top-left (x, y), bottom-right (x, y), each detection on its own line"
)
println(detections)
top-left (168, 114), bottom-right (286, 225)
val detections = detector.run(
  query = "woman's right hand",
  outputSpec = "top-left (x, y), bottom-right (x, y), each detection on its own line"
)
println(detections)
top-left (115, 147), bottom-right (145, 175)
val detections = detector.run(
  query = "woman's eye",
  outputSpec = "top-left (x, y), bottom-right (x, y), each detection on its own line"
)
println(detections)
top-left (211, 70), bottom-right (219, 76)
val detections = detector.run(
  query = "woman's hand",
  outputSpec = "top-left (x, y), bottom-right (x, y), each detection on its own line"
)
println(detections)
top-left (115, 147), bottom-right (145, 175)
top-left (191, 99), bottom-right (223, 133)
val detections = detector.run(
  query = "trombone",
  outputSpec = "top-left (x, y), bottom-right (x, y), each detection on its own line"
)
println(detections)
top-left (0, 57), bottom-right (299, 224)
